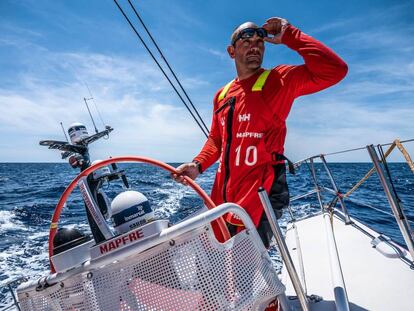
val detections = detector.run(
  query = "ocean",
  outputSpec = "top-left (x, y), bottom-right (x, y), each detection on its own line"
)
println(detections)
top-left (1, 161), bottom-right (413, 307)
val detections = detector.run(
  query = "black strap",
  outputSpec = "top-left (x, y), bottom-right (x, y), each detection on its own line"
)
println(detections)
top-left (272, 153), bottom-right (295, 174)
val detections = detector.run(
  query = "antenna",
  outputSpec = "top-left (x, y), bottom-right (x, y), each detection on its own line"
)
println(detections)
top-left (60, 122), bottom-right (69, 142)
top-left (84, 82), bottom-right (106, 128)
top-left (84, 97), bottom-right (99, 134)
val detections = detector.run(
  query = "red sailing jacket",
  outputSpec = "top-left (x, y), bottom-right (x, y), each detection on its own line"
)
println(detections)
top-left (194, 25), bottom-right (348, 227)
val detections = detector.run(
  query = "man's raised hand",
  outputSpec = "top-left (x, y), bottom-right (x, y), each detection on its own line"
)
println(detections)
top-left (262, 17), bottom-right (289, 45)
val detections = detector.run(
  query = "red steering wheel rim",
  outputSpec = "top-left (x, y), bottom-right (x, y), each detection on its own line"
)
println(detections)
top-left (48, 156), bottom-right (230, 272)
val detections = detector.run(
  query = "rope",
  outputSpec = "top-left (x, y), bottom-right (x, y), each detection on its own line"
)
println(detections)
top-left (113, 0), bottom-right (209, 138)
top-left (395, 139), bottom-right (414, 173)
top-left (343, 142), bottom-right (396, 198)
top-left (338, 139), bottom-right (414, 198)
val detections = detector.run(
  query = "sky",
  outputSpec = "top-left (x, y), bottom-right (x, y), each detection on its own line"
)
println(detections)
top-left (0, 0), bottom-right (413, 163)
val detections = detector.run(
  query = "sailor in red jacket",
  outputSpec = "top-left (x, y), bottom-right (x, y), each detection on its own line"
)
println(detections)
top-left (174, 17), bottom-right (347, 247)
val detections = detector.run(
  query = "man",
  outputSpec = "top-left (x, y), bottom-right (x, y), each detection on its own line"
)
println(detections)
top-left (173, 17), bottom-right (347, 247)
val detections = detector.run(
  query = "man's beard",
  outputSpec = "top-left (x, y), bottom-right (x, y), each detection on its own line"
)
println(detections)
top-left (245, 53), bottom-right (263, 69)
top-left (246, 59), bottom-right (262, 70)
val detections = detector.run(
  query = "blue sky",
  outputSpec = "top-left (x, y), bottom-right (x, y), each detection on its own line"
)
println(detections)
top-left (0, 0), bottom-right (413, 162)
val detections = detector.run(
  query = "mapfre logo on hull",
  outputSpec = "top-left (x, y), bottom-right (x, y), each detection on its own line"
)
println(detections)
top-left (89, 220), bottom-right (169, 260)
top-left (99, 228), bottom-right (144, 254)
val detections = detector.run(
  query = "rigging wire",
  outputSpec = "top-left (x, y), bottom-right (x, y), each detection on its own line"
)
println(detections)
top-left (126, 0), bottom-right (210, 134)
top-left (113, 0), bottom-right (209, 138)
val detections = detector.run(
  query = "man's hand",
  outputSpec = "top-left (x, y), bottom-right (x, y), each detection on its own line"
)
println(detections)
top-left (262, 17), bottom-right (289, 45)
top-left (171, 162), bottom-right (200, 185)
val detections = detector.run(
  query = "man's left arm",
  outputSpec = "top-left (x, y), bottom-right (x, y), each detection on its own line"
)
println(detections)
top-left (282, 24), bottom-right (348, 96)
top-left (263, 18), bottom-right (348, 97)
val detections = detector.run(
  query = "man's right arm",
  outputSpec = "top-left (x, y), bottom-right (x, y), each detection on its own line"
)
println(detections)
top-left (174, 93), bottom-right (222, 182)
top-left (192, 115), bottom-right (221, 172)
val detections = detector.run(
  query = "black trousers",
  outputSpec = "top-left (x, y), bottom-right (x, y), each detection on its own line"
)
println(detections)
top-left (227, 164), bottom-right (289, 248)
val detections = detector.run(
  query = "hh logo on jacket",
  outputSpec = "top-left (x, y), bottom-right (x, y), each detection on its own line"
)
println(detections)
top-left (238, 113), bottom-right (250, 122)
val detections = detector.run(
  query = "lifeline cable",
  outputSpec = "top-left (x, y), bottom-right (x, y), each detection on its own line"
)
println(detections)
top-left (113, 0), bottom-right (209, 138)
top-left (323, 138), bottom-right (414, 157)
top-left (126, 0), bottom-right (210, 135)
top-left (381, 138), bottom-right (414, 147)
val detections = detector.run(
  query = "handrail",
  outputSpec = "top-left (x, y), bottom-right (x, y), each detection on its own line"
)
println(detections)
top-left (19, 203), bottom-right (269, 293)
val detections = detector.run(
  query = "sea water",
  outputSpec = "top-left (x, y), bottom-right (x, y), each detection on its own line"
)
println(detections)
top-left (0, 162), bottom-right (413, 307)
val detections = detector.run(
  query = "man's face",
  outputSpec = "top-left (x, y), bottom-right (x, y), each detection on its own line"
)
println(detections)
top-left (227, 23), bottom-right (265, 73)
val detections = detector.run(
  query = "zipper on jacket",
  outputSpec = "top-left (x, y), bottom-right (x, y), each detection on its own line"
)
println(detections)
top-left (221, 96), bottom-right (236, 202)
top-left (215, 96), bottom-right (234, 114)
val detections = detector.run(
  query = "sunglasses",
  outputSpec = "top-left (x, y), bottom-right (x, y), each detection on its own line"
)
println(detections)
top-left (232, 27), bottom-right (268, 46)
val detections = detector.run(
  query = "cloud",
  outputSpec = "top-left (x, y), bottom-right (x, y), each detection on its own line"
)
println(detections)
top-left (310, 18), bottom-right (358, 34)
top-left (285, 97), bottom-right (414, 162)
top-left (1, 1), bottom-right (414, 163)
top-left (332, 28), bottom-right (414, 52)
top-left (201, 47), bottom-right (228, 60)
top-left (0, 43), bottom-right (210, 162)
top-left (352, 62), bottom-right (414, 81)
top-left (0, 21), bottom-right (44, 40)
top-left (311, 2), bottom-right (412, 35)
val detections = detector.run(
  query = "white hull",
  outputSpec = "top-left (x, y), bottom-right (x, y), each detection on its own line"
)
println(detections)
top-left (282, 211), bottom-right (414, 310)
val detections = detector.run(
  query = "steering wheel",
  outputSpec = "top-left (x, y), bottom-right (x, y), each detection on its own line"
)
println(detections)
top-left (48, 156), bottom-right (230, 272)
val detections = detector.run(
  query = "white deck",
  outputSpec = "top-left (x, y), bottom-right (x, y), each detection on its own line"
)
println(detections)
top-left (282, 212), bottom-right (414, 311)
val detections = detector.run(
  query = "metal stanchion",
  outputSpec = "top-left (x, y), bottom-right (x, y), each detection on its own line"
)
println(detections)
top-left (308, 158), bottom-right (325, 210)
top-left (258, 188), bottom-right (310, 311)
top-left (320, 155), bottom-right (352, 224)
top-left (367, 145), bottom-right (414, 261)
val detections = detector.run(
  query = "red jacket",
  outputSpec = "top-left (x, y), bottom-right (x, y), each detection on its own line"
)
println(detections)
top-left (194, 25), bottom-right (348, 226)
